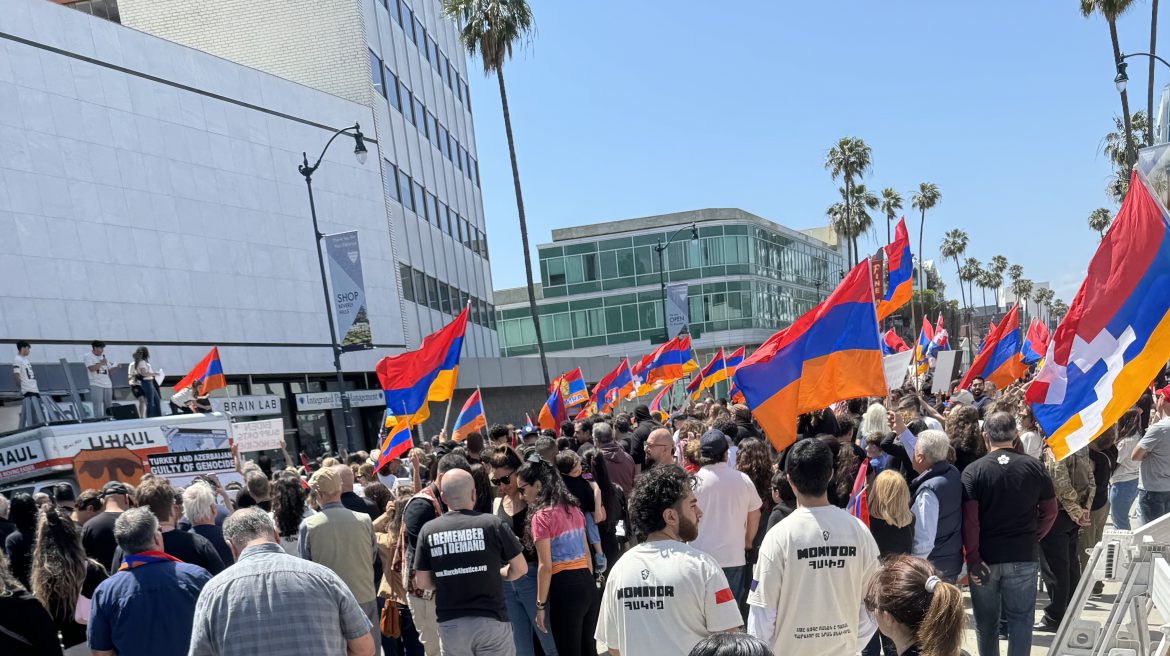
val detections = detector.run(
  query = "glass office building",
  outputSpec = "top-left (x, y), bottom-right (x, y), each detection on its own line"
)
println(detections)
top-left (495, 209), bottom-right (845, 358)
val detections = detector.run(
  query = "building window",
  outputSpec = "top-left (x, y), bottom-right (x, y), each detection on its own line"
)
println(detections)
top-left (414, 98), bottom-right (425, 135)
top-left (438, 125), bottom-right (449, 158)
top-left (398, 172), bottom-right (414, 212)
top-left (402, 4), bottom-right (415, 42)
top-left (447, 62), bottom-right (456, 91)
top-left (383, 162), bottom-right (399, 202)
top-left (412, 269), bottom-right (427, 306)
top-left (464, 80), bottom-right (472, 112)
top-left (455, 215), bottom-right (464, 243)
top-left (425, 276), bottom-right (440, 311)
top-left (471, 158), bottom-right (480, 187)
top-left (403, 88), bottom-right (416, 125)
top-left (415, 19), bottom-right (426, 52)
top-left (400, 264), bottom-right (415, 302)
top-left (369, 50), bottom-right (385, 98)
top-left (456, 74), bottom-right (464, 101)
top-left (415, 182), bottom-right (427, 221)
top-left (447, 134), bottom-right (456, 161)
top-left (385, 68), bottom-right (401, 111)
top-left (428, 193), bottom-right (440, 227)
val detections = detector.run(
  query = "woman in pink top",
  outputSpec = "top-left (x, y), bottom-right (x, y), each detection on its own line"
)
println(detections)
top-left (517, 456), bottom-right (596, 656)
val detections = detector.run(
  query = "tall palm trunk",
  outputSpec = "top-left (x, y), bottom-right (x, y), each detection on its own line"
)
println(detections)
top-left (1151, 0), bottom-right (1160, 146)
top-left (886, 217), bottom-right (891, 245)
top-left (844, 177), bottom-right (854, 266)
top-left (497, 68), bottom-right (550, 388)
top-left (1110, 19), bottom-right (1137, 167)
top-left (951, 255), bottom-right (967, 321)
top-left (980, 286), bottom-right (988, 315)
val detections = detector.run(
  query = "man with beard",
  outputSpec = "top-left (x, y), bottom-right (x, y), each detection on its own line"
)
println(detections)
top-left (595, 465), bottom-right (742, 655)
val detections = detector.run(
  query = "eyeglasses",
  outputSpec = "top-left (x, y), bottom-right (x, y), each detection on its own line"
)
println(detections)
top-left (491, 473), bottom-right (512, 486)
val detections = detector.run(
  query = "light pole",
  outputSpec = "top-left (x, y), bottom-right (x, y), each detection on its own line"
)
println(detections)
top-left (298, 123), bottom-right (368, 454)
top-left (1115, 52), bottom-right (1170, 93)
top-left (653, 223), bottom-right (699, 341)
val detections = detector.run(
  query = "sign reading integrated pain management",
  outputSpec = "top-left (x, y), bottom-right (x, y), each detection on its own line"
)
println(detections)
top-left (295, 390), bottom-right (386, 412)
top-left (324, 231), bottom-right (373, 351)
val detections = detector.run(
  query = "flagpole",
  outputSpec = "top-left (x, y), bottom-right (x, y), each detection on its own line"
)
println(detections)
top-left (440, 301), bottom-right (471, 437)
top-left (477, 386), bottom-right (487, 429)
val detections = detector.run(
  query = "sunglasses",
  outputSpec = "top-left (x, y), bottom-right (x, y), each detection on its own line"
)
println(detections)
top-left (491, 473), bottom-right (513, 486)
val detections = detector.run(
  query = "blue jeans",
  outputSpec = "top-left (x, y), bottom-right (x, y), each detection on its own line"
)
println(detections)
top-left (1139, 489), bottom-right (1170, 525)
top-left (381, 599), bottom-right (424, 656)
top-left (722, 566), bottom-right (748, 609)
top-left (968, 561), bottom-right (1039, 656)
top-left (142, 379), bottom-right (162, 417)
top-left (1110, 479), bottom-right (1139, 530)
top-left (503, 561), bottom-right (558, 656)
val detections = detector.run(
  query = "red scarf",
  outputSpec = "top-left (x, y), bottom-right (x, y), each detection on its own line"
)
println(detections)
top-left (119, 550), bottom-right (183, 571)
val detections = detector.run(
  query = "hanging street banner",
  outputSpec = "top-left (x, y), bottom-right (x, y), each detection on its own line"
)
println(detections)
top-left (324, 231), bottom-right (374, 351)
top-left (665, 282), bottom-right (689, 339)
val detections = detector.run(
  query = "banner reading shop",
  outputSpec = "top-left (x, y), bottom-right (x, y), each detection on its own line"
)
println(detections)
top-left (324, 230), bottom-right (373, 351)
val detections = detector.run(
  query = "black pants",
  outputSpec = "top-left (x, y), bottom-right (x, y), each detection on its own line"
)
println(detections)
top-left (547, 568), bottom-right (598, 656)
top-left (1039, 510), bottom-right (1081, 625)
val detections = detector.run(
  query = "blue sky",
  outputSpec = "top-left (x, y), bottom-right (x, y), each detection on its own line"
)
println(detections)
top-left (468, 1), bottom-right (1161, 304)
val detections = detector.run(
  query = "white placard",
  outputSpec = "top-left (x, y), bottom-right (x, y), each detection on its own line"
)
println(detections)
top-left (932, 351), bottom-right (960, 393)
top-left (210, 395), bottom-right (282, 417)
top-left (295, 390), bottom-right (385, 411)
top-left (882, 350), bottom-right (914, 391)
top-left (232, 418), bottom-right (284, 452)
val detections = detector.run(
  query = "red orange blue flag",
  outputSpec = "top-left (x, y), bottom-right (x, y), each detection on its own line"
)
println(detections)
top-left (913, 317), bottom-right (934, 375)
top-left (732, 259), bottom-right (887, 451)
top-left (644, 335), bottom-right (699, 388)
top-left (697, 348), bottom-right (728, 394)
top-left (1028, 171), bottom-right (1170, 459)
top-left (845, 458), bottom-right (870, 526)
top-left (725, 347), bottom-right (746, 374)
top-left (174, 347), bottom-right (226, 396)
top-left (1022, 318), bottom-right (1049, 366)
top-left (959, 303), bottom-right (1027, 391)
top-left (876, 218), bottom-right (913, 320)
top-left (686, 373), bottom-right (704, 401)
top-left (553, 368), bottom-right (589, 408)
top-left (593, 359), bottom-right (632, 413)
top-left (451, 389), bottom-right (486, 441)
top-left (649, 384), bottom-right (671, 415)
top-left (538, 378), bottom-right (567, 431)
top-left (375, 419), bottom-right (412, 470)
top-left (375, 308), bottom-right (468, 425)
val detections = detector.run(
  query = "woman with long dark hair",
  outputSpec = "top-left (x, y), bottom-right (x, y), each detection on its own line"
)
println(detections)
top-left (864, 555), bottom-right (965, 656)
top-left (269, 470), bottom-right (315, 555)
top-left (1111, 408), bottom-right (1144, 530)
top-left (735, 438), bottom-right (774, 572)
top-left (582, 447), bottom-right (623, 570)
top-left (0, 549), bottom-right (62, 656)
top-left (517, 456), bottom-right (595, 656)
top-left (489, 446), bottom-right (559, 656)
top-left (4, 493), bottom-right (37, 588)
top-left (944, 405), bottom-right (984, 472)
top-left (30, 509), bottom-right (108, 648)
top-left (131, 346), bottom-right (161, 417)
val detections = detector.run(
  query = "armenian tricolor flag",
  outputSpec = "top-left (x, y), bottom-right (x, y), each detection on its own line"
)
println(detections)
top-left (1021, 318), bottom-right (1050, 366)
top-left (538, 380), bottom-right (567, 431)
top-left (1028, 170), bottom-right (1170, 459)
top-left (644, 335), bottom-right (699, 388)
top-left (845, 459), bottom-right (870, 526)
top-left (732, 259), bottom-right (887, 451)
top-left (173, 347), bottom-right (226, 396)
top-left (686, 373), bottom-right (704, 401)
top-left (697, 348), bottom-right (728, 396)
top-left (876, 218), bottom-right (913, 321)
top-left (451, 389), bottom-right (486, 441)
top-left (959, 303), bottom-right (1027, 391)
top-left (881, 330), bottom-right (910, 356)
top-left (555, 368), bottom-right (589, 409)
top-left (593, 359), bottom-right (633, 413)
top-left (729, 380), bottom-right (745, 404)
top-left (725, 346), bottom-right (745, 374)
top-left (649, 383), bottom-right (672, 415)
top-left (376, 308), bottom-right (468, 425)
top-left (375, 418), bottom-right (412, 470)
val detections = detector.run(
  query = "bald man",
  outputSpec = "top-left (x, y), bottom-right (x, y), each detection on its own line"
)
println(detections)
top-left (644, 428), bottom-right (677, 469)
top-left (414, 469), bottom-right (527, 655)
top-left (336, 463), bottom-right (379, 522)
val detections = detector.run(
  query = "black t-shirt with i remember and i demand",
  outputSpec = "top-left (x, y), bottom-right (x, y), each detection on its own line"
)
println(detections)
top-left (961, 449), bottom-right (1055, 564)
top-left (413, 509), bottom-right (523, 623)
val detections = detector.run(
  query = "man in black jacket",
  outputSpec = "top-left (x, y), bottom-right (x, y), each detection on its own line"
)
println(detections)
top-left (630, 405), bottom-right (661, 468)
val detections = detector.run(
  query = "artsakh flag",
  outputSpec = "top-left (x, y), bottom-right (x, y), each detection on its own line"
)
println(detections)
top-left (913, 317), bottom-right (934, 375)
top-left (1022, 318), bottom-right (1050, 366)
top-left (173, 347), bottom-right (226, 396)
top-left (1028, 170), bottom-right (1170, 459)
top-left (732, 259), bottom-right (887, 451)
top-left (959, 303), bottom-right (1027, 391)
top-left (931, 313), bottom-right (950, 355)
top-left (876, 217), bottom-right (913, 320)
top-left (451, 389), bottom-right (486, 441)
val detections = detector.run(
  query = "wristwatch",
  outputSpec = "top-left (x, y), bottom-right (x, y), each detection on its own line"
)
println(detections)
top-left (535, 600), bottom-right (546, 610)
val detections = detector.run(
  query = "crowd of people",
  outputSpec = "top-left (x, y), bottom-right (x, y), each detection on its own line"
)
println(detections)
top-left (1, 365), bottom-right (1169, 656)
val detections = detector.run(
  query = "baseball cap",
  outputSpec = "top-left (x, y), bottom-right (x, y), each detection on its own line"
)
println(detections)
top-left (1156, 386), bottom-right (1170, 403)
top-left (100, 481), bottom-right (130, 497)
top-left (308, 466), bottom-right (341, 496)
top-left (951, 390), bottom-right (975, 406)
top-left (699, 429), bottom-right (730, 460)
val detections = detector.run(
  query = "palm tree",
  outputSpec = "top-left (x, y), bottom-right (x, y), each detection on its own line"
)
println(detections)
top-left (1051, 299), bottom-right (1070, 325)
top-left (961, 257), bottom-right (982, 315)
top-left (840, 184), bottom-right (879, 262)
top-left (1012, 277), bottom-right (1035, 326)
top-left (825, 137), bottom-right (874, 266)
top-left (1007, 264), bottom-right (1024, 285)
top-left (1033, 288), bottom-right (1055, 326)
top-left (1082, 0), bottom-right (1139, 171)
top-left (444, 0), bottom-right (550, 386)
top-left (1088, 207), bottom-right (1113, 237)
top-left (988, 255), bottom-right (1008, 310)
top-left (910, 182), bottom-right (941, 334)
top-left (826, 202), bottom-right (848, 249)
top-left (1103, 112), bottom-right (1150, 200)
top-left (880, 188), bottom-right (903, 244)
top-left (976, 268), bottom-right (997, 315)
top-left (940, 229), bottom-right (970, 314)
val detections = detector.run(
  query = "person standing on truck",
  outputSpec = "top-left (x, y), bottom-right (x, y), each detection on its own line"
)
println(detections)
top-left (82, 481), bottom-right (132, 570)
top-left (83, 340), bottom-right (114, 419)
top-left (14, 340), bottom-right (43, 428)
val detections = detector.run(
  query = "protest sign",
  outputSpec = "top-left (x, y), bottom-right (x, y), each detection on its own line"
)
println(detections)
top-left (232, 418), bottom-right (284, 452)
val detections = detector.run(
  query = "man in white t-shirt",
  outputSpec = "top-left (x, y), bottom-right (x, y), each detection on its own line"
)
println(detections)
top-left (83, 340), bottom-right (113, 419)
top-left (747, 438), bottom-right (880, 656)
top-left (14, 340), bottom-right (50, 428)
top-left (596, 464), bottom-right (742, 655)
top-left (689, 429), bottom-right (762, 606)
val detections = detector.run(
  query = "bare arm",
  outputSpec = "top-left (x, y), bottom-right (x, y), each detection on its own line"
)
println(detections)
top-left (414, 569), bottom-right (436, 591)
top-left (591, 482), bottom-right (606, 524)
top-left (535, 538), bottom-right (552, 633)
top-left (1132, 444), bottom-right (1149, 461)
top-left (345, 632), bottom-right (375, 656)
top-left (745, 508), bottom-right (760, 549)
top-left (502, 552), bottom-right (528, 581)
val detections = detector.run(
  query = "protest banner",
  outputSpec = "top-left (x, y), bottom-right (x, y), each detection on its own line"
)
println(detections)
top-left (232, 418), bottom-right (284, 452)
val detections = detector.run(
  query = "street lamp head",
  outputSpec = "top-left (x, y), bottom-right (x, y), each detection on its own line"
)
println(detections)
top-left (1115, 60), bottom-right (1129, 94)
top-left (352, 124), bottom-right (368, 165)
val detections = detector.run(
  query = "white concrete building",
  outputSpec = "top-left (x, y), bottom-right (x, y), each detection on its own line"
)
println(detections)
top-left (0, 0), bottom-right (498, 454)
